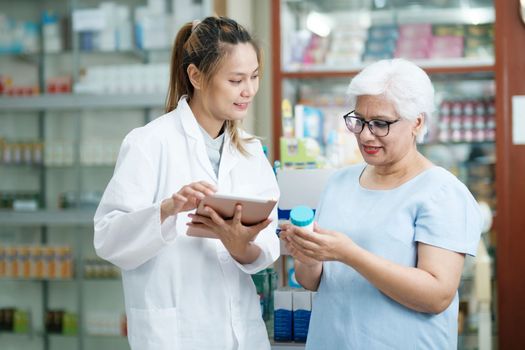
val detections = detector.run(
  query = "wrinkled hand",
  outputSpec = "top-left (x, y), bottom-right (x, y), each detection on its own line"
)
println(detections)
top-left (280, 222), bottom-right (354, 262)
top-left (161, 181), bottom-right (217, 222)
top-left (187, 204), bottom-right (272, 259)
top-left (279, 225), bottom-right (320, 266)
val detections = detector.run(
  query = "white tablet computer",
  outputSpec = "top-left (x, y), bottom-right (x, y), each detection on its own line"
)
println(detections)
top-left (186, 194), bottom-right (278, 238)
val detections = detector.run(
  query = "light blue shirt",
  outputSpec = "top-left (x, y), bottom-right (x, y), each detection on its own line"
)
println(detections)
top-left (199, 124), bottom-right (225, 177)
top-left (306, 163), bottom-right (482, 350)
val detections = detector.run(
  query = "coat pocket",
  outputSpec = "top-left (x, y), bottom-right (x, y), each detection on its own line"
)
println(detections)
top-left (128, 307), bottom-right (178, 350)
top-left (242, 319), bottom-right (271, 350)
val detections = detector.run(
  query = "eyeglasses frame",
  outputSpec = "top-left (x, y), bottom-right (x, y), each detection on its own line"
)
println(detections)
top-left (342, 110), bottom-right (401, 137)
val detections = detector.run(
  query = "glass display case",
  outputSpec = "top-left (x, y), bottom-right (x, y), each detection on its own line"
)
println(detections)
top-left (280, 0), bottom-right (494, 73)
top-left (272, 1), bottom-right (496, 349)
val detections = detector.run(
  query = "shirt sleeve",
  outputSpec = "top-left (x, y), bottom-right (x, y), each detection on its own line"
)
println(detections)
top-left (93, 131), bottom-right (178, 270)
top-left (414, 178), bottom-right (483, 256)
top-left (233, 142), bottom-right (280, 274)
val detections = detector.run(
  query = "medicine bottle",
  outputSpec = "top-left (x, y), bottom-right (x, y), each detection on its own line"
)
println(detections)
top-left (290, 205), bottom-right (315, 232)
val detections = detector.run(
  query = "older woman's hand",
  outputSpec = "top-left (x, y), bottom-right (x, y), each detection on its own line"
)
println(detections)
top-left (281, 222), bottom-right (354, 263)
top-left (280, 224), bottom-right (319, 266)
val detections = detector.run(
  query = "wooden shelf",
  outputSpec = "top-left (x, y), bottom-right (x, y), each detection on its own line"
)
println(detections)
top-left (282, 58), bottom-right (495, 79)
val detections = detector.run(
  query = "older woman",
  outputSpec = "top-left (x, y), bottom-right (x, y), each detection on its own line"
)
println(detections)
top-left (280, 58), bottom-right (482, 349)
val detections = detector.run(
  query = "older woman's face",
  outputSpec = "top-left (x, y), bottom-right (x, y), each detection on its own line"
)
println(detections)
top-left (354, 95), bottom-right (418, 167)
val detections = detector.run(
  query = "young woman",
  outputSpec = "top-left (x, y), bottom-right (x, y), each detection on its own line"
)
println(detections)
top-left (94, 17), bottom-right (279, 350)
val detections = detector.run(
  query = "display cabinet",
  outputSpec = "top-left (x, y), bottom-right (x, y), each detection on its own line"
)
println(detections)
top-left (271, 0), bottom-right (496, 349)
top-left (0, 1), bottom-right (213, 350)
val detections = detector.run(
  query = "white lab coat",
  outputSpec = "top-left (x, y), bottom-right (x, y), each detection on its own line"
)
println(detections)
top-left (94, 98), bottom-right (280, 350)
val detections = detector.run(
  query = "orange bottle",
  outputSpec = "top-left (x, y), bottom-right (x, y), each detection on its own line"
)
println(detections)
top-left (6, 247), bottom-right (18, 278)
top-left (44, 247), bottom-right (56, 279)
top-left (0, 246), bottom-right (6, 277)
top-left (31, 246), bottom-right (43, 279)
top-left (19, 246), bottom-right (30, 279)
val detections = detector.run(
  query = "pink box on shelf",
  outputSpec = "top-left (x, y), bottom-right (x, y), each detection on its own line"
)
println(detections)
top-left (395, 47), bottom-right (430, 59)
top-left (398, 23), bottom-right (433, 38)
top-left (430, 36), bottom-right (464, 58)
top-left (396, 36), bottom-right (432, 52)
top-left (430, 47), bottom-right (463, 58)
top-left (431, 36), bottom-right (464, 50)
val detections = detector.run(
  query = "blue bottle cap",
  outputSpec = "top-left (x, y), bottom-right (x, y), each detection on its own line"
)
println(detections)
top-left (290, 205), bottom-right (314, 227)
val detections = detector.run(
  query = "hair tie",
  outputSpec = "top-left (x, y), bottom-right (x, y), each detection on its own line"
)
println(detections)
top-left (192, 19), bottom-right (201, 32)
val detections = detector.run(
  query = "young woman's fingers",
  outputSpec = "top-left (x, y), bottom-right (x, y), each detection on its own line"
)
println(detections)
top-left (171, 193), bottom-right (188, 205)
top-left (170, 193), bottom-right (188, 212)
top-left (197, 181), bottom-right (217, 193)
top-left (232, 205), bottom-right (243, 226)
top-left (191, 182), bottom-right (217, 196)
top-left (180, 186), bottom-right (206, 201)
top-left (188, 213), bottom-right (214, 227)
top-left (204, 206), bottom-right (226, 226)
top-left (172, 193), bottom-right (187, 201)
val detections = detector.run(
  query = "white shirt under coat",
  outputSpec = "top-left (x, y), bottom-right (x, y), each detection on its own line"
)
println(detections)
top-left (93, 97), bottom-right (280, 350)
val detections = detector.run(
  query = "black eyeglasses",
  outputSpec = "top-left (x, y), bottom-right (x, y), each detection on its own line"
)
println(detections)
top-left (343, 111), bottom-right (400, 137)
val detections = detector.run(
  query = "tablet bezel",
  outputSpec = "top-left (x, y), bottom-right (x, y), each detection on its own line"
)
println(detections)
top-left (186, 194), bottom-right (277, 238)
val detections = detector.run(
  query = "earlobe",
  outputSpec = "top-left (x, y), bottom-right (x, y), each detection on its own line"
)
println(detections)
top-left (187, 64), bottom-right (202, 90)
top-left (413, 114), bottom-right (424, 136)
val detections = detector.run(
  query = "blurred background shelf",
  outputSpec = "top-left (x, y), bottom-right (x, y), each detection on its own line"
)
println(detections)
top-left (0, 209), bottom-right (95, 226)
top-left (283, 57), bottom-right (495, 77)
top-left (0, 93), bottom-right (165, 111)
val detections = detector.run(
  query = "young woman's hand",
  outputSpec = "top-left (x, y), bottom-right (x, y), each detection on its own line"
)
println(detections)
top-left (281, 222), bottom-right (355, 263)
top-left (187, 204), bottom-right (272, 263)
top-left (160, 181), bottom-right (217, 223)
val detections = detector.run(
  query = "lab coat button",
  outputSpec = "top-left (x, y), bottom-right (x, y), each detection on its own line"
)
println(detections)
top-left (219, 252), bottom-right (230, 262)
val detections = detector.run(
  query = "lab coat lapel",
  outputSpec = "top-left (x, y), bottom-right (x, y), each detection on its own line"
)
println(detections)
top-left (178, 100), bottom-right (217, 181)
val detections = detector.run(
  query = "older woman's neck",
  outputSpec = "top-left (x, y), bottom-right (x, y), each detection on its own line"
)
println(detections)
top-left (373, 149), bottom-right (430, 179)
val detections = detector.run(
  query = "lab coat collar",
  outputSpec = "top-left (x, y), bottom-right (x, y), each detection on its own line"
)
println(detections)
top-left (177, 97), bottom-right (240, 183)
top-left (178, 97), bottom-right (204, 142)
top-left (178, 97), bottom-right (217, 181)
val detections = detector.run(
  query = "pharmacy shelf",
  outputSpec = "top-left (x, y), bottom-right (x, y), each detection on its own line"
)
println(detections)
top-left (0, 209), bottom-right (95, 226)
top-left (337, 6), bottom-right (493, 25)
top-left (82, 278), bottom-right (121, 282)
top-left (0, 93), bottom-right (165, 111)
top-left (420, 141), bottom-right (495, 147)
top-left (84, 334), bottom-right (126, 339)
top-left (289, 1), bottom-right (494, 25)
top-left (0, 330), bottom-right (127, 339)
top-left (282, 57), bottom-right (495, 78)
top-left (0, 278), bottom-right (75, 282)
top-left (271, 342), bottom-right (306, 350)
top-left (0, 331), bottom-right (42, 338)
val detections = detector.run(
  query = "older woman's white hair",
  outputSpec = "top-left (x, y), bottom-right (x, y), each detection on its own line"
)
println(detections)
top-left (347, 58), bottom-right (435, 143)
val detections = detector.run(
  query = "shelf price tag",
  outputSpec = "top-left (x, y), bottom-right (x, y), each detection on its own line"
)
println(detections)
top-left (72, 9), bottom-right (105, 32)
top-left (512, 96), bottom-right (525, 145)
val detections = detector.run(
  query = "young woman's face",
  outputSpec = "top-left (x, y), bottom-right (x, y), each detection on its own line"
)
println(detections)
top-left (353, 95), bottom-right (420, 167)
top-left (202, 43), bottom-right (260, 122)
